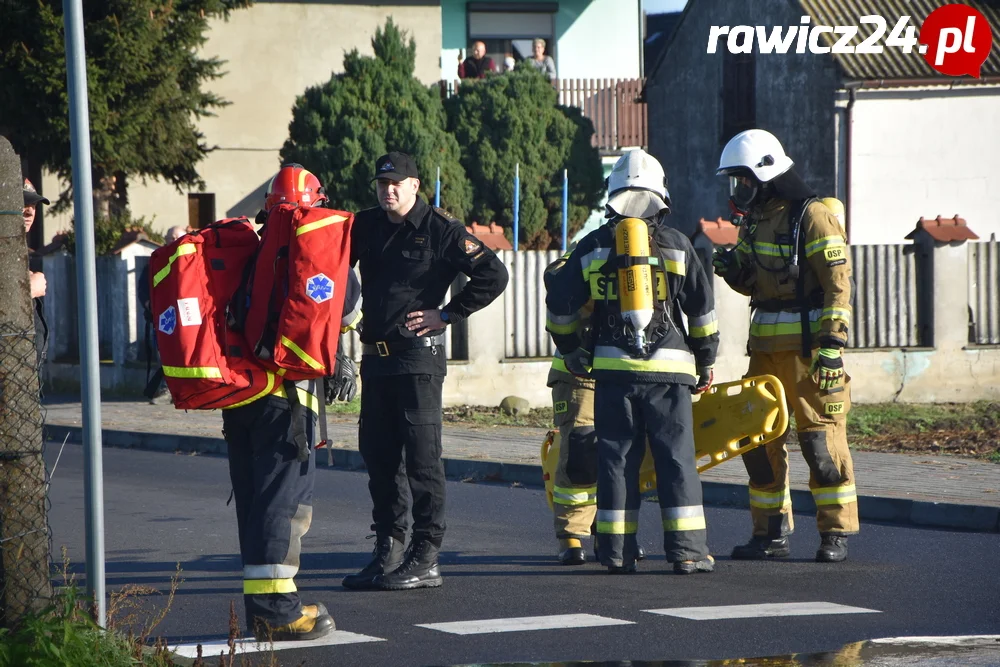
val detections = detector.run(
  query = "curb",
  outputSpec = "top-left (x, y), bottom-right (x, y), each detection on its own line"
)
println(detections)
top-left (45, 424), bottom-right (1000, 534)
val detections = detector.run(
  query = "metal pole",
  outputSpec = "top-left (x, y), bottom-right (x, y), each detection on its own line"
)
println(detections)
top-left (561, 168), bottom-right (569, 253)
top-left (435, 166), bottom-right (441, 208)
top-left (512, 163), bottom-right (519, 252)
top-left (63, 0), bottom-right (105, 627)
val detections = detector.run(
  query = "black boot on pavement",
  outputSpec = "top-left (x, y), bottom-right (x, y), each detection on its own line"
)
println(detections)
top-left (559, 538), bottom-right (586, 565)
top-left (673, 554), bottom-right (715, 574)
top-left (731, 535), bottom-right (791, 560)
top-left (342, 535), bottom-right (404, 590)
top-left (606, 561), bottom-right (637, 575)
top-left (816, 534), bottom-right (848, 562)
top-left (593, 543), bottom-right (644, 562)
top-left (377, 540), bottom-right (443, 590)
top-left (253, 609), bottom-right (335, 643)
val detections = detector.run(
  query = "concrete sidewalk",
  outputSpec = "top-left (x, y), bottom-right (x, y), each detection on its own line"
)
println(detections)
top-left (42, 397), bottom-right (1000, 533)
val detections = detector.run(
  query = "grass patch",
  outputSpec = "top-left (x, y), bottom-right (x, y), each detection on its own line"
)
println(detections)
top-left (443, 405), bottom-right (552, 429)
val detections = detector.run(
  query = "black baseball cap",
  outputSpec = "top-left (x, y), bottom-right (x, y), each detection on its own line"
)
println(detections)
top-left (372, 151), bottom-right (419, 182)
top-left (23, 178), bottom-right (50, 206)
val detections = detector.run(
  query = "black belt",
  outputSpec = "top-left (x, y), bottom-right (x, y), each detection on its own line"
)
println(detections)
top-left (362, 335), bottom-right (445, 357)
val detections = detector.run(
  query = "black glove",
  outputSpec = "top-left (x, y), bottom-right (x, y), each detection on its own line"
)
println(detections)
top-left (562, 347), bottom-right (593, 379)
top-left (711, 248), bottom-right (737, 277)
top-left (693, 366), bottom-right (714, 394)
top-left (324, 352), bottom-right (358, 404)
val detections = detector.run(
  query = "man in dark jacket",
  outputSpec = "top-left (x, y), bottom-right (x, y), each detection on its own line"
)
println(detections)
top-left (23, 179), bottom-right (49, 370)
top-left (458, 41), bottom-right (496, 79)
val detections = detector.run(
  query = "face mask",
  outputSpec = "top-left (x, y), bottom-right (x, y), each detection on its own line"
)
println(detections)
top-left (729, 176), bottom-right (759, 210)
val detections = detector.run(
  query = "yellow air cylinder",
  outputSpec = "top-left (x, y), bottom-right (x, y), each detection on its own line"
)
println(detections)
top-left (615, 217), bottom-right (654, 351)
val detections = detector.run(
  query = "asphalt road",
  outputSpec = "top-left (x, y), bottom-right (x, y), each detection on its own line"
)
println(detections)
top-left (46, 442), bottom-right (1000, 666)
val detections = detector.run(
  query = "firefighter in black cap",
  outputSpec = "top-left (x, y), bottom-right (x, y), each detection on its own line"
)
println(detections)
top-left (343, 151), bottom-right (508, 591)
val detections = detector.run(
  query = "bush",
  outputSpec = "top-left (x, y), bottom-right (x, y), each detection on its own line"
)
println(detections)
top-left (445, 67), bottom-right (605, 249)
top-left (281, 18), bottom-right (473, 219)
top-left (62, 210), bottom-right (164, 256)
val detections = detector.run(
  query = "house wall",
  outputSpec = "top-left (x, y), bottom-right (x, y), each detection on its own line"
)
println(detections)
top-left (42, 2), bottom-right (442, 240)
top-left (646, 0), bottom-right (840, 238)
top-left (439, 0), bottom-right (641, 81)
top-left (847, 86), bottom-right (1000, 245)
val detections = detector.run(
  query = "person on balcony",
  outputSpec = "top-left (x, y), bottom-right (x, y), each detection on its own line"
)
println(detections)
top-left (528, 38), bottom-right (557, 80)
top-left (458, 41), bottom-right (496, 79)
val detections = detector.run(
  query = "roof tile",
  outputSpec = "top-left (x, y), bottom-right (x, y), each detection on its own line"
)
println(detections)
top-left (466, 222), bottom-right (513, 251)
top-left (904, 215), bottom-right (980, 242)
top-left (700, 217), bottom-right (739, 246)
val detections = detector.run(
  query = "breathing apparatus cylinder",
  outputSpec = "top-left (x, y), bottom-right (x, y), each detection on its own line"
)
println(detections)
top-left (615, 217), bottom-right (655, 353)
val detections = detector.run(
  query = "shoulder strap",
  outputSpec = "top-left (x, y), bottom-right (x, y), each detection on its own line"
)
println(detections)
top-left (790, 197), bottom-right (818, 358)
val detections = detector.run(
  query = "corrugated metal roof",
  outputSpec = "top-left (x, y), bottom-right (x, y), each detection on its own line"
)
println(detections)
top-left (798, 0), bottom-right (1000, 81)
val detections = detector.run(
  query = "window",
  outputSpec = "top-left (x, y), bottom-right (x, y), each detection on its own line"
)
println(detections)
top-left (187, 193), bottom-right (216, 229)
top-left (467, 4), bottom-right (556, 71)
top-left (721, 50), bottom-right (756, 146)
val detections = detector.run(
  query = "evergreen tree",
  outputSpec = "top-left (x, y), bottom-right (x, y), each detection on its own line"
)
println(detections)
top-left (281, 19), bottom-right (472, 218)
top-left (445, 67), bottom-right (605, 249)
top-left (0, 0), bottom-right (251, 218)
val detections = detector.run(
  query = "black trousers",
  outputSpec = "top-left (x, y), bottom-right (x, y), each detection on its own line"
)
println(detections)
top-left (359, 373), bottom-right (446, 547)
top-left (223, 395), bottom-right (316, 628)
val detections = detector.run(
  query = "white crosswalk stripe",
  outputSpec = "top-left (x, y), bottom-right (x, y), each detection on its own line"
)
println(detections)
top-left (171, 630), bottom-right (385, 658)
top-left (416, 613), bottom-right (635, 635)
top-left (643, 601), bottom-right (880, 620)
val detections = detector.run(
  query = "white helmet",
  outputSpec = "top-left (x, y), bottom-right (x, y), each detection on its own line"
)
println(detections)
top-left (716, 129), bottom-right (793, 183)
top-left (605, 149), bottom-right (670, 219)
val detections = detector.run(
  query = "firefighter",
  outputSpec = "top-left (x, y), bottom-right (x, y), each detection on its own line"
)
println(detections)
top-left (222, 164), bottom-right (358, 641)
top-left (545, 149), bottom-right (718, 574)
top-left (713, 130), bottom-right (858, 563)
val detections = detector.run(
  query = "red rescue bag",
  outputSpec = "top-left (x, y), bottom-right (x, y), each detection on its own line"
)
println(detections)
top-left (149, 218), bottom-right (276, 409)
top-left (242, 204), bottom-right (354, 380)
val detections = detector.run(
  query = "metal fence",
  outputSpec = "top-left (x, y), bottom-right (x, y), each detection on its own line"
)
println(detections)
top-left (502, 250), bottom-right (561, 359)
top-left (969, 239), bottom-right (1000, 345)
top-left (848, 244), bottom-right (921, 348)
top-left (0, 324), bottom-right (52, 626)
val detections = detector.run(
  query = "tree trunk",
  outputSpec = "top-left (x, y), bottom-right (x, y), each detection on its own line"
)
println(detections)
top-left (93, 173), bottom-right (114, 220)
top-left (111, 170), bottom-right (128, 219)
top-left (0, 137), bottom-right (52, 626)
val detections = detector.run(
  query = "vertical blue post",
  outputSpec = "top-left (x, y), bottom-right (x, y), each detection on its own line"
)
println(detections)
top-left (512, 163), bottom-right (520, 252)
top-left (435, 166), bottom-right (441, 208)
top-left (561, 168), bottom-right (569, 252)
top-left (64, 0), bottom-right (105, 627)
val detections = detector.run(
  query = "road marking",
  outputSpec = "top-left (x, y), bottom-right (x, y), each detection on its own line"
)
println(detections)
top-left (417, 613), bottom-right (635, 635)
top-left (644, 601), bottom-right (880, 620)
top-left (171, 630), bottom-right (385, 658)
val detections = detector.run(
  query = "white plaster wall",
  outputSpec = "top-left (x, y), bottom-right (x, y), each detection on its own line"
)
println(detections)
top-left (43, 3), bottom-right (441, 239)
top-left (556, 0), bottom-right (641, 80)
top-left (849, 86), bottom-right (1000, 245)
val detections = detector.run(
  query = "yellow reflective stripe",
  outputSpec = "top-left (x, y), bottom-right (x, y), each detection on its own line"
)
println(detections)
top-left (749, 487), bottom-right (791, 509)
top-left (752, 242), bottom-right (794, 257)
top-left (749, 320), bottom-right (822, 337)
top-left (662, 259), bottom-right (685, 276)
top-left (661, 506), bottom-right (706, 532)
top-left (243, 579), bottom-right (296, 595)
top-left (689, 320), bottom-right (719, 338)
top-left (821, 308), bottom-right (851, 324)
top-left (280, 336), bottom-right (325, 372)
top-left (553, 486), bottom-right (597, 506)
top-left (297, 214), bottom-right (349, 236)
top-left (596, 521), bottom-right (639, 534)
top-left (812, 484), bottom-right (857, 506)
top-left (341, 310), bottom-right (362, 333)
top-left (591, 356), bottom-right (696, 376)
top-left (806, 236), bottom-right (845, 256)
top-left (298, 169), bottom-right (309, 193)
top-left (225, 372), bottom-right (278, 410)
top-left (162, 365), bottom-right (222, 379)
top-left (551, 357), bottom-right (568, 374)
top-left (152, 243), bottom-right (197, 287)
top-left (272, 385), bottom-right (321, 415)
top-left (546, 317), bottom-right (580, 335)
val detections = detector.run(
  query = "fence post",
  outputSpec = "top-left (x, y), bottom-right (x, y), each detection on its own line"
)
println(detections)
top-left (561, 169), bottom-right (568, 252)
top-left (513, 163), bottom-right (520, 252)
top-left (0, 137), bottom-right (52, 626)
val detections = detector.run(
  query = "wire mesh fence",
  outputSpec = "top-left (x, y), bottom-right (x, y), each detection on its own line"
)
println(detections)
top-left (0, 322), bottom-right (52, 627)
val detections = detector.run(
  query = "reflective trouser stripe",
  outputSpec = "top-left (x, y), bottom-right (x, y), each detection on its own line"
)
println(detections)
top-left (596, 509), bottom-right (639, 534)
top-left (243, 579), bottom-right (296, 595)
top-left (749, 486), bottom-right (792, 509)
top-left (812, 484), bottom-right (858, 505)
top-left (553, 486), bottom-right (597, 506)
top-left (661, 505), bottom-right (707, 532)
top-left (244, 564), bottom-right (299, 580)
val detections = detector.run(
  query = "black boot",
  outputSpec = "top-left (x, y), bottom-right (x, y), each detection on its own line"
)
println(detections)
top-left (593, 542), bottom-right (644, 562)
top-left (377, 540), bottom-right (442, 590)
top-left (816, 534), bottom-right (848, 562)
top-left (559, 538), bottom-right (586, 565)
top-left (731, 535), bottom-right (791, 560)
top-left (342, 535), bottom-right (405, 590)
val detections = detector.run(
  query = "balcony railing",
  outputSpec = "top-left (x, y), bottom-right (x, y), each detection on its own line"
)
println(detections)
top-left (440, 77), bottom-right (647, 153)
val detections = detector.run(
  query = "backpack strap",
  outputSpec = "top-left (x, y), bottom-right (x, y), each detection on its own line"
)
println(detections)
top-left (789, 197), bottom-right (818, 358)
top-left (283, 379), bottom-right (310, 463)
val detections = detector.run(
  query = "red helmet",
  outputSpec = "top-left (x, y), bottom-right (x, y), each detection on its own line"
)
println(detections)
top-left (264, 163), bottom-right (327, 210)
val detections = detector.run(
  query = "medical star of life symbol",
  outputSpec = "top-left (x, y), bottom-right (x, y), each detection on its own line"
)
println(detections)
top-left (306, 274), bottom-right (334, 303)
top-left (159, 306), bottom-right (177, 335)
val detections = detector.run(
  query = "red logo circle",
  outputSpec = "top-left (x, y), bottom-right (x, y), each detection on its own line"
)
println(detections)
top-left (919, 4), bottom-right (993, 78)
